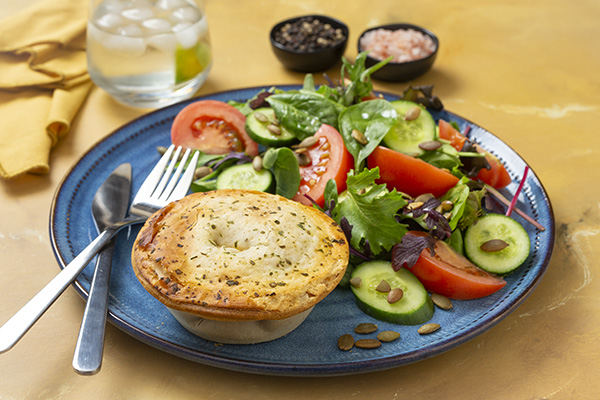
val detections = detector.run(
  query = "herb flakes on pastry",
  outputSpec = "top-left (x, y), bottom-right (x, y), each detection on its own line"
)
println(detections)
top-left (131, 189), bottom-right (349, 343)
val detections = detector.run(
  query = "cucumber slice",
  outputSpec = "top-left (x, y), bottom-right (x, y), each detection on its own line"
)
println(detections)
top-left (216, 163), bottom-right (274, 192)
top-left (383, 100), bottom-right (436, 157)
top-left (245, 108), bottom-right (297, 147)
top-left (464, 214), bottom-right (531, 275)
top-left (350, 261), bottom-right (434, 325)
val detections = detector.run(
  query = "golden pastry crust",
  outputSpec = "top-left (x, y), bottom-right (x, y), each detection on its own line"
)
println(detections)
top-left (131, 189), bottom-right (349, 321)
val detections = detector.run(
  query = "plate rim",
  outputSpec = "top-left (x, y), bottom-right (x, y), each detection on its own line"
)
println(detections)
top-left (49, 85), bottom-right (556, 376)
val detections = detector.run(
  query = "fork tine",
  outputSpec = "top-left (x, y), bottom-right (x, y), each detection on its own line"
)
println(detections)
top-left (158, 147), bottom-right (191, 202)
top-left (151, 146), bottom-right (183, 199)
top-left (132, 144), bottom-right (176, 202)
top-left (166, 150), bottom-right (200, 202)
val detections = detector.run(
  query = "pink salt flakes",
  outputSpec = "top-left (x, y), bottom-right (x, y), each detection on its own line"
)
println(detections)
top-left (360, 28), bottom-right (436, 63)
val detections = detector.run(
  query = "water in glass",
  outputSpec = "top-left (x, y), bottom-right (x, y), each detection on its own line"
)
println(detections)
top-left (87, 0), bottom-right (212, 108)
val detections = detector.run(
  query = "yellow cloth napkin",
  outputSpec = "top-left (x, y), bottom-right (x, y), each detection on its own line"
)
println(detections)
top-left (0, 0), bottom-right (92, 178)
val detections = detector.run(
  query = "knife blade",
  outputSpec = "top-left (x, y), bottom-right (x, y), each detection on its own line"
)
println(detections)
top-left (72, 163), bottom-right (131, 375)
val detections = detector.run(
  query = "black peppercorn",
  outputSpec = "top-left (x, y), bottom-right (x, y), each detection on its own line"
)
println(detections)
top-left (274, 16), bottom-right (346, 52)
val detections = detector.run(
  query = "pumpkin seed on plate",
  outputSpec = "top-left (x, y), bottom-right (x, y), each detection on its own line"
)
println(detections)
top-left (355, 339), bottom-right (382, 349)
top-left (354, 322), bottom-right (378, 334)
top-left (431, 293), bottom-right (453, 310)
top-left (337, 334), bottom-right (354, 351)
top-left (377, 330), bottom-right (400, 342)
top-left (418, 323), bottom-right (441, 335)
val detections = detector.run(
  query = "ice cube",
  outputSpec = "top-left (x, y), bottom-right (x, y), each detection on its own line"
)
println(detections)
top-left (171, 6), bottom-right (201, 23)
top-left (94, 12), bottom-right (126, 31)
top-left (156, 0), bottom-right (189, 11)
top-left (97, 0), bottom-right (127, 14)
top-left (117, 23), bottom-right (144, 37)
top-left (173, 22), bottom-right (198, 49)
top-left (142, 18), bottom-right (172, 34)
top-left (121, 7), bottom-right (155, 21)
top-left (146, 32), bottom-right (178, 52)
top-left (172, 21), bottom-right (191, 33)
top-left (103, 34), bottom-right (147, 57)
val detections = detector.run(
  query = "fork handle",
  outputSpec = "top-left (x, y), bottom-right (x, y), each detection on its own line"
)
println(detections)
top-left (72, 239), bottom-right (116, 375)
top-left (0, 228), bottom-right (118, 354)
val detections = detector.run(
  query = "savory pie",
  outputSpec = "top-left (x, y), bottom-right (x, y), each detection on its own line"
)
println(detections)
top-left (131, 189), bottom-right (349, 343)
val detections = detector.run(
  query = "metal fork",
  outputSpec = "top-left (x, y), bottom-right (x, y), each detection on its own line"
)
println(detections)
top-left (0, 145), bottom-right (199, 354)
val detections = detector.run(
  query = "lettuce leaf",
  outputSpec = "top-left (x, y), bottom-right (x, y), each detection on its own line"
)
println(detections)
top-left (332, 168), bottom-right (408, 255)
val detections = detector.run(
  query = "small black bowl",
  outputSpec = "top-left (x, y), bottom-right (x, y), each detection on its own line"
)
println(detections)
top-left (358, 23), bottom-right (439, 82)
top-left (270, 15), bottom-right (349, 73)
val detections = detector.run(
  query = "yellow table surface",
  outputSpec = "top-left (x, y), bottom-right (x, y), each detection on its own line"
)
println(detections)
top-left (1, 0), bottom-right (599, 398)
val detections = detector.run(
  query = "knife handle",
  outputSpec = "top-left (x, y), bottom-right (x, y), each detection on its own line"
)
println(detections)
top-left (72, 240), bottom-right (116, 375)
top-left (0, 228), bottom-right (116, 354)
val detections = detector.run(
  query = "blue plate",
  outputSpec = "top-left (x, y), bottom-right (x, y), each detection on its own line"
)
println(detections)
top-left (49, 86), bottom-right (555, 376)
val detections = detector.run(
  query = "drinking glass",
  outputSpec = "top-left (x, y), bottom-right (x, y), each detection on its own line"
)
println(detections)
top-left (87, 0), bottom-right (212, 108)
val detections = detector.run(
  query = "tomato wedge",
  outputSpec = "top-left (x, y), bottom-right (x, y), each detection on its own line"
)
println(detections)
top-left (476, 151), bottom-right (512, 189)
top-left (396, 232), bottom-right (506, 300)
top-left (292, 124), bottom-right (352, 207)
top-left (438, 119), bottom-right (466, 151)
top-left (171, 100), bottom-right (259, 156)
top-left (438, 119), bottom-right (511, 189)
top-left (367, 146), bottom-right (459, 198)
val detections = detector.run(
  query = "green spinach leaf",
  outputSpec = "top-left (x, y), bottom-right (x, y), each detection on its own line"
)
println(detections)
top-left (262, 147), bottom-right (301, 199)
top-left (266, 92), bottom-right (345, 140)
top-left (439, 177), bottom-right (471, 230)
top-left (338, 99), bottom-right (397, 170)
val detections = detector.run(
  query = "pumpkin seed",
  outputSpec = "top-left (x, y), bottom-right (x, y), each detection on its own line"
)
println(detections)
top-left (375, 279), bottom-right (391, 293)
top-left (298, 136), bottom-right (319, 149)
top-left (404, 106), bottom-right (421, 121)
top-left (377, 330), bottom-right (400, 342)
top-left (349, 277), bottom-right (362, 288)
top-left (418, 323), bottom-right (441, 335)
top-left (253, 112), bottom-right (269, 123)
top-left (296, 152), bottom-right (311, 166)
top-left (194, 166), bottom-right (213, 180)
top-left (267, 124), bottom-right (281, 135)
top-left (431, 293), bottom-right (453, 310)
top-left (441, 200), bottom-right (454, 212)
top-left (157, 145), bottom-right (168, 156)
top-left (252, 156), bottom-right (263, 171)
top-left (480, 239), bottom-right (509, 252)
top-left (355, 322), bottom-right (378, 334)
top-left (352, 129), bottom-right (368, 145)
top-left (418, 140), bottom-right (442, 151)
top-left (406, 201), bottom-right (424, 210)
top-left (337, 334), bottom-right (354, 351)
top-left (387, 288), bottom-right (404, 304)
top-left (157, 145), bottom-right (183, 161)
top-left (414, 193), bottom-right (434, 203)
top-left (354, 339), bottom-right (382, 349)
